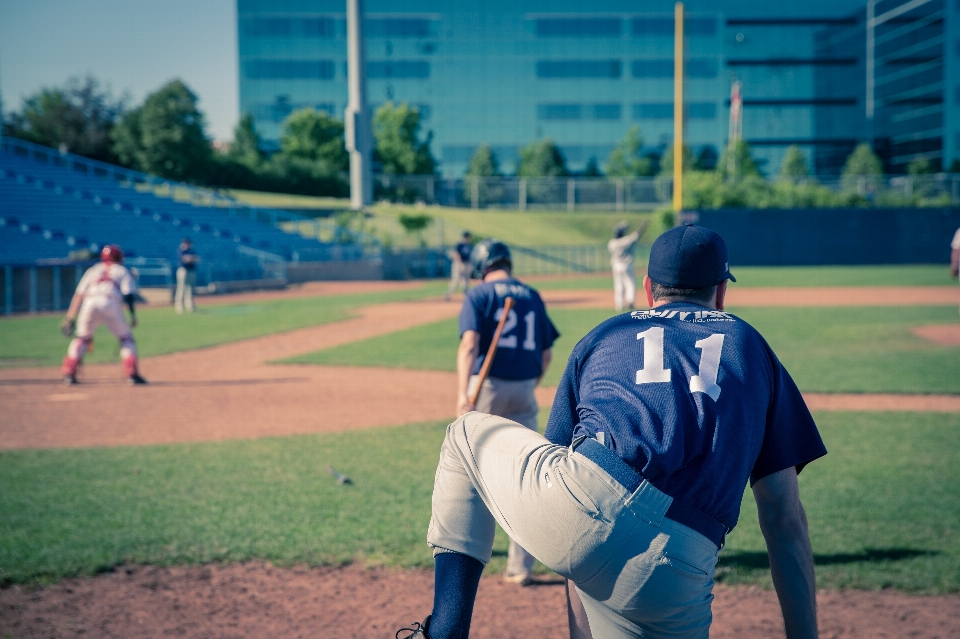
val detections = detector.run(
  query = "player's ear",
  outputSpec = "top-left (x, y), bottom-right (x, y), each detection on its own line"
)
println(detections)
top-left (714, 281), bottom-right (727, 311)
top-left (643, 275), bottom-right (654, 307)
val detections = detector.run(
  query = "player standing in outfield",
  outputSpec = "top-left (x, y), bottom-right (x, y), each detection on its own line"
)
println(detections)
top-left (454, 239), bottom-right (559, 586)
top-left (398, 225), bottom-right (825, 639)
top-left (60, 244), bottom-right (147, 386)
top-left (445, 231), bottom-right (473, 301)
top-left (950, 227), bottom-right (960, 315)
top-left (607, 220), bottom-right (648, 311)
top-left (175, 237), bottom-right (199, 314)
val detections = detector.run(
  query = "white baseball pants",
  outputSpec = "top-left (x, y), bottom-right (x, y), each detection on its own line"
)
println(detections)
top-left (63, 297), bottom-right (138, 376)
top-left (428, 413), bottom-right (718, 639)
top-left (466, 376), bottom-right (539, 580)
top-left (612, 263), bottom-right (636, 311)
top-left (175, 267), bottom-right (196, 313)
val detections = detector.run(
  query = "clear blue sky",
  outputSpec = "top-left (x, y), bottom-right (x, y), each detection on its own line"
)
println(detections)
top-left (0, 0), bottom-right (238, 141)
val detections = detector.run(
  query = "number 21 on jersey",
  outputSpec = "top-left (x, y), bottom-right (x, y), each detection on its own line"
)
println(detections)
top-left (494, 306), bottom-right (537, 351)
top-left (635, 327), bottom-right (724, 401)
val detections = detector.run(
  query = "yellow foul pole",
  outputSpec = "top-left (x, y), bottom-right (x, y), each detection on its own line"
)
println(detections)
top-left (673, 2), bottom-right (684, 213)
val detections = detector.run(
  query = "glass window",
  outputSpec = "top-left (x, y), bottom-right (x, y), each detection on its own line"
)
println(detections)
top-left (538, 104), bottom-right (583, 120)
top-left (241, 18), bottom-right (335, 38)
top-left (631, 17), bottom-right (716, 36)
top-left (536, 18), bottom-right (621, 37)
top-left (633, 103), bottom-right (673, 119)
top-left (367, 60), bottom-right (430, 79)
top-left (631, 58), bottom-right (717, 78)
top-left (366, 18), bottom-right (435, 38)
top-left (688, 103), bottom-right (717, 118)
top-left (593, 104), bottom-right (622, 119)
top-left (243, 60), bottom-right (336, 80)
top-left (537, 60), bottom-right (622, 78)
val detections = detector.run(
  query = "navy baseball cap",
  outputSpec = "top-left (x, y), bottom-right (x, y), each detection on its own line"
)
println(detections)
top-left (647, 224), bottom-right (736, 288)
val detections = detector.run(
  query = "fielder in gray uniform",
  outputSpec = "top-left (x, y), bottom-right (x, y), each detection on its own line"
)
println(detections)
top-left (607, 220), bottom-right (648, 311)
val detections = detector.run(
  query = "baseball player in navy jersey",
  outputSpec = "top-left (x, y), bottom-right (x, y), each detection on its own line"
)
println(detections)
top-left (398, 225), bottom-right (825, 639)
top-left (61, 244), bottom-right (147, 385)
top-left (455, 239), bottom-right (559, 586)
top-left (445, 231), bottom-right (473, 301)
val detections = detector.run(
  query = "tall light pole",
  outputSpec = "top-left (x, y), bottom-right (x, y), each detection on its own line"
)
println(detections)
top-left (673, 2), bottom-right (685, 213)
top-left (345, 0), bottom-right (372, 209)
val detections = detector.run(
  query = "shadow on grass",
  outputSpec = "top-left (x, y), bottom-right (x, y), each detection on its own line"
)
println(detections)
top-left (718, 547), bottom-right (939, 573)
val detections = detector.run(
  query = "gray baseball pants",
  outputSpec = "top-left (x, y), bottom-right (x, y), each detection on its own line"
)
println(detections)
top-left (428, 412), bottom-right (718, 639)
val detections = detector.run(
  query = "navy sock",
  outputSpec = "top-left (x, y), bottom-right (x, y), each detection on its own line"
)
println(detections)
top-left (429, 551), bottom-right (485, 639)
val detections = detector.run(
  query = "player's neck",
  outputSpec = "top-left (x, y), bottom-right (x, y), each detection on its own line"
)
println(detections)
top-left (483, 270), bottom-right (511, 282)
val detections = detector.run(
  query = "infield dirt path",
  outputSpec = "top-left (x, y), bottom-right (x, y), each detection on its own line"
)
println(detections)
top-left (3, 284), bottom-right (959, 638)
top-left (2, 285), bottom-right (958, 451)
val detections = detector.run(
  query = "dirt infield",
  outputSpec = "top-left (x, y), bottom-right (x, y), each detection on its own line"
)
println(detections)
top-left (2, 284), bottom-right (959, 638)
top-left (2, 563), bottom-right (958, 639)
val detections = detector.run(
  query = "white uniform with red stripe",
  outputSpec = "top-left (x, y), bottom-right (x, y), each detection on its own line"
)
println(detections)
top-left (62, 262), bottom-right (140, 377)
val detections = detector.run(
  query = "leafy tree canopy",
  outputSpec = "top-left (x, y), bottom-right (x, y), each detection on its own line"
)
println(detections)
top-left (906, 157), bottom-right (935, 175)
top-left (112, 79), bottom-right (211, 182)
top-left (657, 143), bottom-right (696, 175)
top-left (228, 112), bottom-right (264, 168)
top-left (717, 140), bottom-right (763, 179)
top-left (373, 102), bottom-right (437, 175)
top-left (466, 144), bottom-right (500, 177)
top-left (516, 138), bottom-right (567, 177)
top-left (5, 75), bottom-right (126, 164)
top-left (779, 145), bottom-right (809, 179)
top-left (606, 126), bottom-right (653, 177)
top-left (842, 143), bottom-right (884, 177)
top-left (278, 108), bottom-right (348, 175)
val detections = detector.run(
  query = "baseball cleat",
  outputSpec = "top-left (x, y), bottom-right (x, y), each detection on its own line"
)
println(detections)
top-left (503, 572), bottom-right (533, 586)
top-left (395, 615), bottom-right (432, 639)
top-left (128, 374), bottom-right (148, 385)
top-left (63, 374), bottom-right (77, 385)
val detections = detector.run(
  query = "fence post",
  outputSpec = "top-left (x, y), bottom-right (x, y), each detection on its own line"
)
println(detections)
top-left (567, 179), bottom-right (575, 212)
top-left (28, 267), bottom-right (38, 313)
top-left (427, 177), bottom-right (435, 203)
top-left (616, 179), bottom-right (624, 212)
top-left (53, 267), bottom-right (61, 310)
top-left (519, 179), bottom-right (527, 211)
top-left (472, 176), bottom-right (479, 209)
top-left (4, 266), bottom-right (12, 315)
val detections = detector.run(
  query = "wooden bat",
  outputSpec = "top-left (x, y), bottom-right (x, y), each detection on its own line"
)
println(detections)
top-left (469, 296), bottom-right (515, 407)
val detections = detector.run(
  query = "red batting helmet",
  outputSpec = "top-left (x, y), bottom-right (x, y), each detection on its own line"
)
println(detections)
top-left (100, 244), bottom-right (124, 263)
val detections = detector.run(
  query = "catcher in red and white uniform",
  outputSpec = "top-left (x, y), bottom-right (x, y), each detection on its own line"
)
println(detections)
top-left (60, 244), bottom-right (147, 385)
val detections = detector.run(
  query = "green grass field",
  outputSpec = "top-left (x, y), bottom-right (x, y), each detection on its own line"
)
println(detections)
top-left (2, 413), bottom-right (957, 593)
top-left (0, 284), bottom-right (444, 368)
top-left (285, 305), bottom-right (960, 394)
top-left (528, 264), bottom-right (955, 290)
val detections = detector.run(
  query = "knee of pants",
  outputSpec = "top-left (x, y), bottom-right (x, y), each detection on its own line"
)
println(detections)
top-left (119, 337), bottom-right (137, 358)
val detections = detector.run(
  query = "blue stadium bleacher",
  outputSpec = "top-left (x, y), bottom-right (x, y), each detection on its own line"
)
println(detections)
top-left (0, 139), bottom-right (367, 282)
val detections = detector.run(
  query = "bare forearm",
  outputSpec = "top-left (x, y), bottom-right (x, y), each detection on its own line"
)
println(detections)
top-left (951, 248), bottom-right (959, 276)
top-left (456, 332), bottom-right (480, 414)
top-left (65, 294), bottom-right (83, 319)
top-left (538, 349), bottom-right (552, 385)
top-left (765, 509), bottom-right (817, 638)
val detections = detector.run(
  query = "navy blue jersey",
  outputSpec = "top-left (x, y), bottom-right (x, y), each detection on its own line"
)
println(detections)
top-left (178, 246), bottom-right (198, 270)
top-left (456, 241), bottom-right (472, 264)
top-left (544, 302), bottom-right (826, 533)
top-left (459, 278), bottom-right (560, 381)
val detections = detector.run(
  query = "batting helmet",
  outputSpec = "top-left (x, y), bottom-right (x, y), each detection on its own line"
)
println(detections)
top-left (470, 239), bottom-right (511, 279)
top-left (100, 244), bottom-right (124, 263)
top-left (614, 221), bottom-right (629, 238)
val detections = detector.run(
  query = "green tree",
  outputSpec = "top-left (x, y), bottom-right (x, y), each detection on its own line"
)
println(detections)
top-left (278, 108), bottom-right (348, 174)
top-left (906, 157), bottom-right (935, 175)
top-left (112, 79), bottom-right (212, 182)
top-left (717, 140), bottom-right (762, 179)
top-left (398, 213), bottom-right (433, 247)
top-left (466, 144), bottom-right (500, 177)
top-left (657, 143), bottom-right (695, 175)
top-left (842, 143), bottom-right (883, 177)
top-left (778, 145), bottom-right (809, 179)
top-left (6, 76), bottom-right (126, 163)
top-left (606, 126), bottom-right (653, 177)
top-left (373, 102), bottom-right (437, 175)
top-left (516, 138), bottom-right (567, 177)
top-left (228, 112), bottom-right (265, 169)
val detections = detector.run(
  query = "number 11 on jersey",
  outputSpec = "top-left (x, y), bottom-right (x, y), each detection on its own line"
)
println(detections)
top-left (636, 327), bottom-right (725, 401)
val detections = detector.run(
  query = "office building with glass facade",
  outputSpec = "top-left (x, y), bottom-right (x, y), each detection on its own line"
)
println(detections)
top-left (237, 0), bottom-right (960, 176)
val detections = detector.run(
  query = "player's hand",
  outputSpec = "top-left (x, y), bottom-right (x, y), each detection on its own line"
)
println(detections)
top-left (60, 317), bottom-right (75, 338)
top-left (457, 394), bottom-right (475, 416)
top-left (130, 316), bottom-right (138, 328)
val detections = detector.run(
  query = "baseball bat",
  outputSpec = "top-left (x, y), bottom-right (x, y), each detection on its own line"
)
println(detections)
top-left (468, 296), bottom-right (515, 407)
